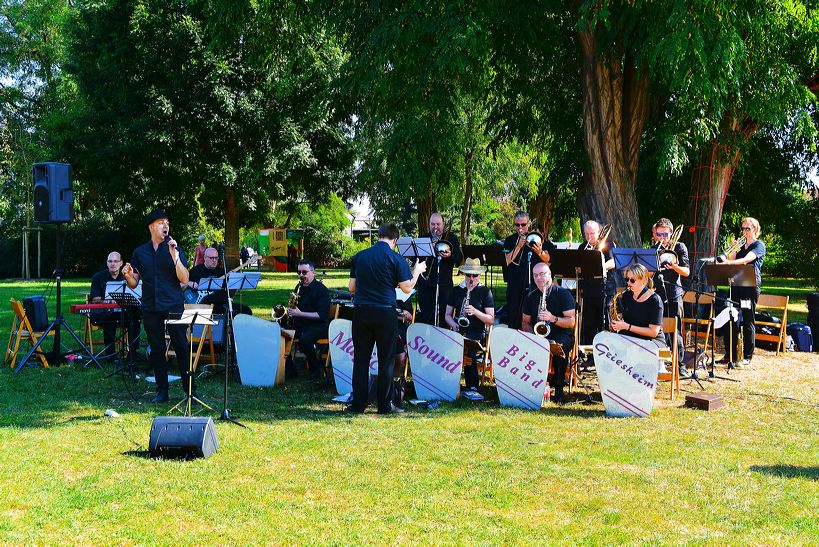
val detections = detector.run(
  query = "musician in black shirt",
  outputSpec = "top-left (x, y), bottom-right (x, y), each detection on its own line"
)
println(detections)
top-left (445, 258), bottom-right (495, 398)
top-left (417, 212), bottom-right (462, 326)
top-left (89, 251), bottom-right (141, 360)
top-left (576, 220), bottom-right (616, 344)
top-left (650, 218), bottom-right (689, 370)
top-left (718, 217), bottom-right (767, 367)
top-left (521, 263), bottom-right (576, 403)
top-left (610, 264), bottom-right (668, 373)
top-left (122, 210), bottom-right (191, 403)
top-left (289, 259), bottom-right (331, 378)
top-left (503, 212), bottom-right (555, 330)
top-left (187, 247), bottom-right (252, 316)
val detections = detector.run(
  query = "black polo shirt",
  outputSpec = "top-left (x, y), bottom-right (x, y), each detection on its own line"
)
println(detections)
top-left (90, 269), bottom-right (124, 301)
top-left (620, 291), bottom-right (666, 345)
top-left (189, 264), bottom-right (220, 285)
top-left (350, 241), bottom-right (412, 308)
top-left (522, 284), bottom-right (575, 344)
top-left (292, 279), bottom-right (331, 331)
top-left (736, 239), bottom-right (766, 287)
top-left (447, 284), bottom-right (494, 339)
top-left (130, 240), bottom-right (188, 313)
top-left (417, 231), bottom-right (463, 290)
top-left (651, 241), bottom-right (689, 302)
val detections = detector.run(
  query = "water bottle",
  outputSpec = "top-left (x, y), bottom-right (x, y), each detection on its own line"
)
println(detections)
top-left (543, 381), bottom-right (551, 406)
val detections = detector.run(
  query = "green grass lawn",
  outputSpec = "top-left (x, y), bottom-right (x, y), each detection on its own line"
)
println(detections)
top-left (1, 273), bottom-right (818, 544)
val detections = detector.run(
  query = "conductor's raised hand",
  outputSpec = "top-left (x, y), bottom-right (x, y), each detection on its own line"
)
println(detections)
top-left (414, 260), bottom-right (427, 276)
top-left (121, 263), bottom-right (134, 278)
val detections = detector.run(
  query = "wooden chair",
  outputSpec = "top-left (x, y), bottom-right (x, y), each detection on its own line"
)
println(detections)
top-left (657, 317), bottom-right (680, 401)
top-left (318, 302), bottom-right (341, 377)
top-left (755, 293), bottom-right (789, 356)
top-left (6, 298), bottom-right (56, 370)
top-left (682, 290), bottom-right (715, 355)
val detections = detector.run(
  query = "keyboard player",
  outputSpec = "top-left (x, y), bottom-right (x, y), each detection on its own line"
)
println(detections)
top-left (89, 251), bottom-right (141, 360)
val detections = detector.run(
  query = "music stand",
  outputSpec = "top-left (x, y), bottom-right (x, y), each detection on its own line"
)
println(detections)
top-left (167, 309), bottom-right (219, 416)
top-left (398, 236), bottom-right (440, 324)
top-left (704, 264), bottom-right (755, 375)
top-left (548, 249), bottom-right (604, 379)
top-left (612, 248), bottom-right (658, 272)
top-left (104, 284), bottom-right (143, 397)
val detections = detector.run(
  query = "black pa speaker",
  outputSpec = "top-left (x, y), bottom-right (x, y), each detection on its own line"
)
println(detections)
top-left (149, 416), bottom-right (219, 459)
top-left (33, 162), bottom-right (73, 223)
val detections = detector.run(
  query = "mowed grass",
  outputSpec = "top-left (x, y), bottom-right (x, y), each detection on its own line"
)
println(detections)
top-left (1, 273), bottom-right (818, 544)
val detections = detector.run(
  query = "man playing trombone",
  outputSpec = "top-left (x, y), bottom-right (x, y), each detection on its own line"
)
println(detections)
top-left (521, 263), bottom-right (576, 403)
top-left (650, 218), bottom-right (689, 372)
top-left (576, 220), bottom-right (616, 345)
top-left (503, 211), bottom-right (554, 330)
top-left (417, 212), bottom-right (462, 326)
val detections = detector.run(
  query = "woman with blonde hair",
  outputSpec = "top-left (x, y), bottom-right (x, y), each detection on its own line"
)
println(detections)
top-left (717, 217), bottom-right (766, 368)
top-left (609, 264), bottom-right (668, 364)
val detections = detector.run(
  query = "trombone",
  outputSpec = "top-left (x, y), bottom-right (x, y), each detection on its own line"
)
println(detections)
top-left (508, 227), bottom-right (545, 267)
top-left (657, 224), bottom-right (684, 269)
top-left (716, 235), bottom-right (746, 262)
top-left (583, 223), bottom-right (611, 251)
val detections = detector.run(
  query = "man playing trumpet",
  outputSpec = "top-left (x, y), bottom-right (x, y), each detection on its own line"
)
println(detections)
top-left (521, 263), bottom-right (576, 403)
top-left (445, 258), bottom-right (495, 399)
top-left (503, 211), bottom-right (554, 330)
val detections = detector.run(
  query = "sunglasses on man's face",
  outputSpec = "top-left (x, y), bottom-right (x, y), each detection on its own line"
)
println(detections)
top-left (465, 273), bottom-right (479, 278)
top-left (297, 270), bottom-right (311, 275)
top-left (514, 222), bottom-right (529, 227)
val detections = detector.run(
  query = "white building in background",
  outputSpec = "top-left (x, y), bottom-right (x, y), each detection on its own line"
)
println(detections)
top-left (347, 196), bottom-right (376, 240)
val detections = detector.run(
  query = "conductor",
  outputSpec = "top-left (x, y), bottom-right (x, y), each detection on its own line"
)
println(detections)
top-left (348, 224), bottom-right (426, 414)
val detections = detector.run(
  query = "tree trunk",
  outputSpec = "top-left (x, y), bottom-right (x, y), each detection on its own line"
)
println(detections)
top-left (223, 188), bottom-right (240, 269)
top-left (460, 149), bottom-right (474, 244)
top-left (416, 189), bottom-right (436, 236)
top-left (528, 191), bottom-right (554, 238)
top-left (576, 30), bottom-right (648, 247)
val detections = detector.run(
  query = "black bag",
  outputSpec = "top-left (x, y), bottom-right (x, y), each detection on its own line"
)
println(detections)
top-left (23, 296), bottom-right (49, 331)
top-left (392, 377), bottom-right (406, 406)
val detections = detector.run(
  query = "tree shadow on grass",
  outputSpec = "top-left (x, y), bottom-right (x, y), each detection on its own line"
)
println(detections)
top-left (750, 465), bottom-right (819, 480)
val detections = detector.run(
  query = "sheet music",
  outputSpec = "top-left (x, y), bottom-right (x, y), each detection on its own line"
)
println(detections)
top-left (105, 280), bottom-right (142, 300)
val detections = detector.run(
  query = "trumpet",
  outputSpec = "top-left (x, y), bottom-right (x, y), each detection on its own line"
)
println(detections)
top-left (716, 235), bottom-right (746, 262)
top-left (657, 224), bottom-right (684, 268)
top-left (456, 284), bottom-right (472, 328)
top-left (533, 285), bottom-right (552, 337)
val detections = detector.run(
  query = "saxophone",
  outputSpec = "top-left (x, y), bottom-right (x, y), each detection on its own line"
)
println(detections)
top-left (533, 285), bottom-right (552, 337)
top-left (272, 282), bottom-right (301, 322)
top-left (456, 285), bottom-right (472, 328)
top-left (609, 290), bottom-right (624, 326)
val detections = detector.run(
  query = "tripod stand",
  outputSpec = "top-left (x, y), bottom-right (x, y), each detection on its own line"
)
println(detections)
top-left (168, 309), bottom-right (218, 416)
top-left (15, 224), bottom-right (102, 373)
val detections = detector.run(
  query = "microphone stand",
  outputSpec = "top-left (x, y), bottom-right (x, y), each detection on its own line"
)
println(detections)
top-left (433, 255), bottom-right (442, 327)
top-left (217, 245), bottom-right (247, 428)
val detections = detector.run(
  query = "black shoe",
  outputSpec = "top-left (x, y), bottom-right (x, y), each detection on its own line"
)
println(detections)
top-left (151, 390), bottom-right (169, 403)
top-left (344, 405), bottom-right (365, 414)
top-left (378, 403), bottom-right (406, 415)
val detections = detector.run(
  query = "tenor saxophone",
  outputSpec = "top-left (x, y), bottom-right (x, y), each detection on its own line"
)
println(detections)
top-left (533, 285), bottom-right (551, 337)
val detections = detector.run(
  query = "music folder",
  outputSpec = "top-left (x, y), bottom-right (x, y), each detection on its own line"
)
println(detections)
top-left (105, 280), bottom-right (142, 301)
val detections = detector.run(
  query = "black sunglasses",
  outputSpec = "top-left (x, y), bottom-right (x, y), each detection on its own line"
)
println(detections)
top-left (297, 270), bottom-right (311, 275)
top-left (626, 277), bottom-right (638, 284)
top-left (514, 222), bottom-right (528, 227)
top-left (464, 273), bottom-right (479, 278)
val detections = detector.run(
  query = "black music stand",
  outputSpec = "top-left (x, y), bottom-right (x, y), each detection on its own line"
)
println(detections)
top-left (704, 263), bottom-right (755, 376)
top-left (167, 309), bottom-right (219, 416)
top-left (104, 285), bottom-right (144, 397)
top-left (398, 236), bottom-right (438, 324)
top-left (548, 249), bottom-right (604, 383)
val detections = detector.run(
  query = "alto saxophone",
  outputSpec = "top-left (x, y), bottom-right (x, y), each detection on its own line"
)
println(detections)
top-left (609, 290), bottom-right (624, 326)
top-left (272, 282), bottom-right (301, 322)
top-left (456, 284), bottom-right (472, 328)
top-left (533, 285), bottom-right (552, 337)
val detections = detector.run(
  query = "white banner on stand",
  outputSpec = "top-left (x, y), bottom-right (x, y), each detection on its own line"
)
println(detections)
top-left (593, 331), bottom-right (659, 418)
top-left (406, 323), bottom-right (464, 402)
top-left (488, 327), bottom-right (551, 410)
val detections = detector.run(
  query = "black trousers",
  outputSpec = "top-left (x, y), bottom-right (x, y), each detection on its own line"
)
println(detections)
top-left (143, 310), bottom-right (192, 393)
top-left (352, 306), bottom-right (397, 412)
top-left (296, 323), bottom-right (329, 375)
top-left (417, 284), bottom-right (451, 326)
top-left (551, 337), bottom-right (573, 398)
top-left (580, 295), bottom-right (605, 345)
top-left (505, 283), bottom-right (527, 330)
top-left (723, 286), bottom-right (760, 361)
